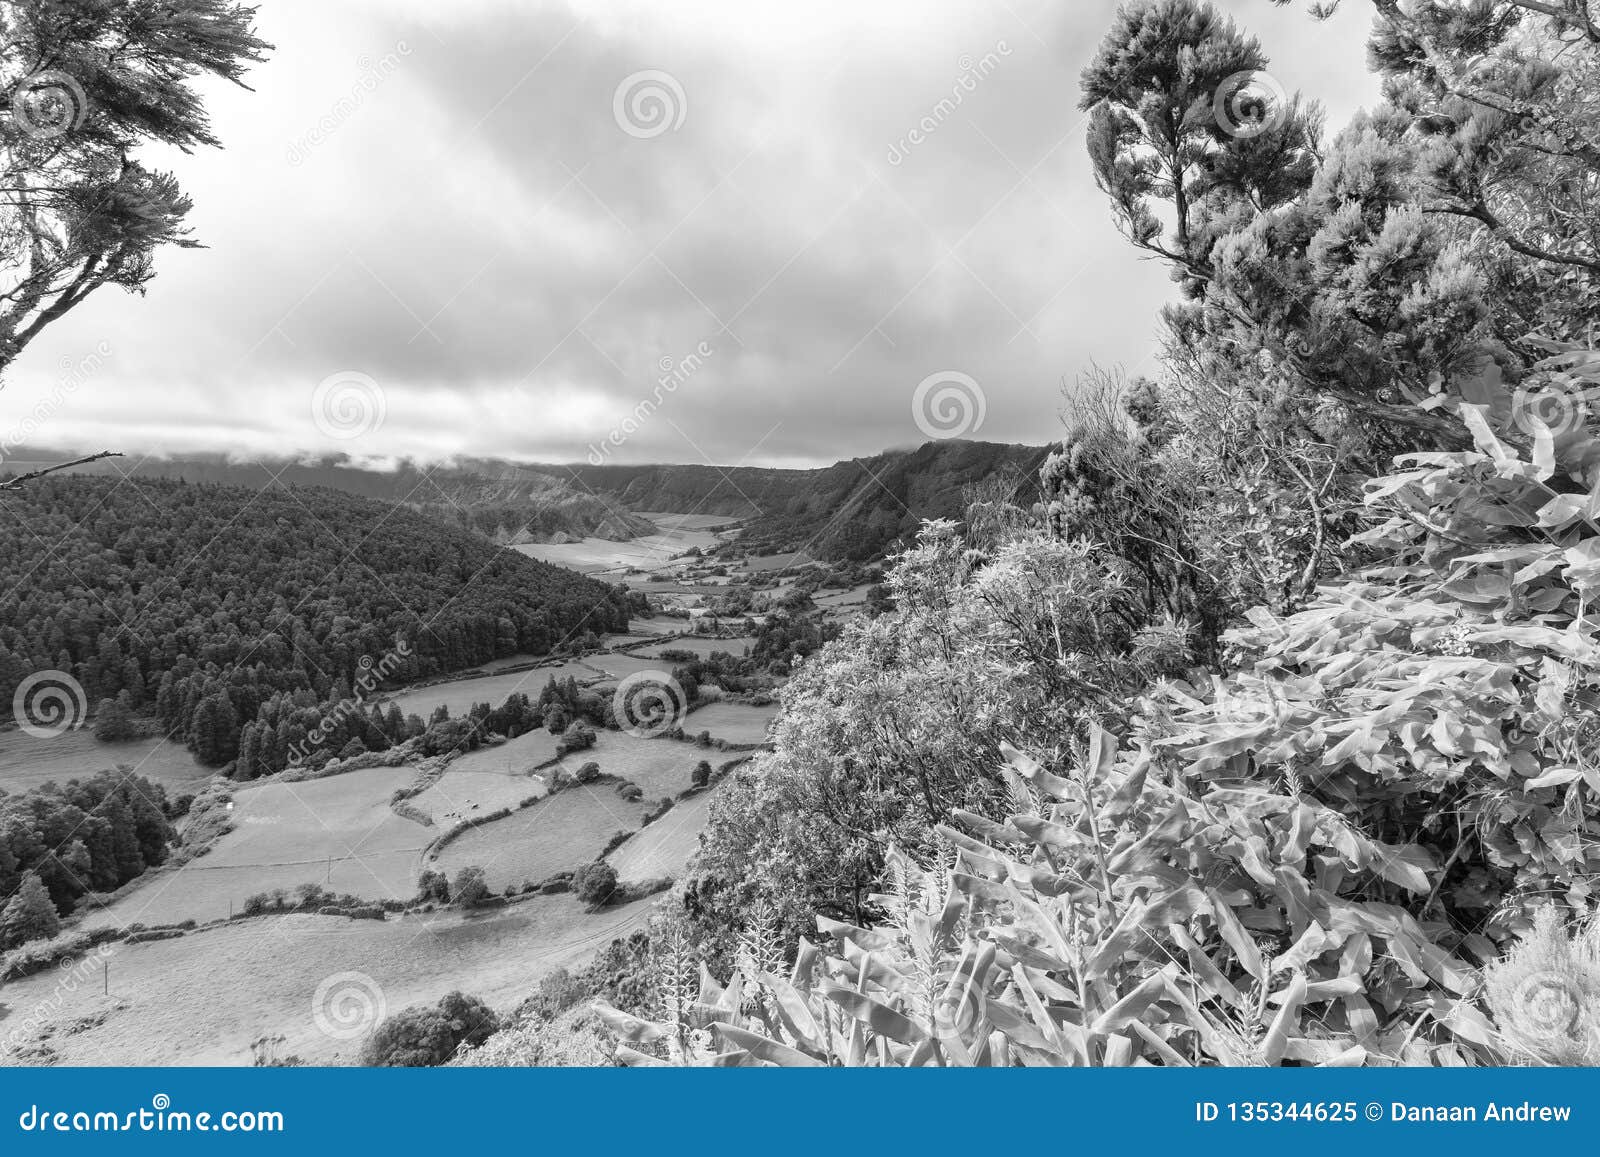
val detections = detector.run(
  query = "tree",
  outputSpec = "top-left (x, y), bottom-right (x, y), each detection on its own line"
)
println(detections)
top-left (359, 992), bottom-right (500, 1067)
top-left (451, 865), bottom-right (489, 908)
top-left (0, 2), bottom-right (272, 376)
top-left (416, 868), bottom-right (449, 904)
top-left (573, 861), bottom-right (618, 907)
top-left (690, 522), bottom-right (1165, 951)
top-left (92, 695), bottom-right (136, 742)
top-left (1080, 0), bottom-right (1320, 290)
top-left (555, 720), bottom-right (595, 757)
top-left (190, 691), bottom-right (238, 766)
top-left (0, 870), bottom-right (60, 948)
top-left (691, 760), bottom-right (712, 788)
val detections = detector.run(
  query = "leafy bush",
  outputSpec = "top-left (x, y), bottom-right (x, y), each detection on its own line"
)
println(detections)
top-left (557, 721), bottom-right (597, 758)
top-left (416, 869), bottom-right (449, 904)
top-left (452, 866), bottom-right (490, 908)
top-left (0, 873), bottom-right (60, 950)
top-left (573, 862), bottom-right (619, 908)
top-left (361, 992), bottom-right (500, 1067)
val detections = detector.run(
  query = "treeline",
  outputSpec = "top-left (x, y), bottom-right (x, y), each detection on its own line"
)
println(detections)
top-left (233, 670), bottom-right (616, 779)
top-left (0, 477), bottom-right (634, 768)
top-left (0, 771), bottom-right (177, 948)
top-left (661, 611), bottom-right (836, 693)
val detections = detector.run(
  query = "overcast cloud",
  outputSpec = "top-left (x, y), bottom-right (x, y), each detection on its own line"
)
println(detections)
top-left (1, 0), bottom-right (1379, 469)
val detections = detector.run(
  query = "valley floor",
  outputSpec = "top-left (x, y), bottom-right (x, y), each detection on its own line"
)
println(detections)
top-left (0, 510), bottom-right (822, 1066)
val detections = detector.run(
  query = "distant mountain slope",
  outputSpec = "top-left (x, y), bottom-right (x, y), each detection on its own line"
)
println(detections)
top-left (8, 438), bottom-right (1051, 561)
top-left (571, 440), bottom-right (1050, 560)
top-left (9, 454), bottom-right (654, 544)
top-left (0, 476), bottom-right (633, 768)
top-left (559, 463), bottom-right (808, 519)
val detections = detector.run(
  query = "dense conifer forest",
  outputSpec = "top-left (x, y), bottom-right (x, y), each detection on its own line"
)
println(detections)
top-left (0, 478), bottom-right (633, 768)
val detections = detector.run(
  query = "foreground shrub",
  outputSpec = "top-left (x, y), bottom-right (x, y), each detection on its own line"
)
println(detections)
top-left (451, 1006), bottom-right (610, 1067)
top-left (597, 719), bottom-right (1583, 1067)
top-left (360, 992), bottom-right (500, 1067)
top-left (1483, 907), bottom-right (1600, 1067)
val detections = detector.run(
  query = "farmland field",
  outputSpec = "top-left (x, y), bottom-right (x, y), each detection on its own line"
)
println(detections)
top-left (633, 512), bottom-right (743, 532)
top-left (608, 788), bottom-right (718, 885)
top-left (0, 730), bottom-right (212, 795)
top-left (683, 701), bottom-right (779, 745)
top-left (430, 786), bottom-right (649, 891)
top-left (82, 768), bottom-right (427, 929)
top-left (513, 524), bottom-right (721, 574)
top-left (815, 584), bottom-right (873, 609)
top-left (636, 636), bottom-right (753, 660)
top-left (383, 660), bottom-right (604, 719)
top-left (584, 652), bottom-right (675, 681)
top-left (408, 767), bottom-right (547, 828)
top-left (447, 728), bottom-right (562, 775)
top-left (0, 897), bottom-right (655, 1066)
top-left (741, 551), bottom-right (820, 572)
top-left (577, 731), bottom-right (701, 798)
top-left (600, 614), bottom-right (684, 644)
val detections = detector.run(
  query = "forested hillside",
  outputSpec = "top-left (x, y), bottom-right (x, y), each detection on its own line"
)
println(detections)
top-left (0, 477), bottom-right (632, 767)
top-left (572, 440), bottom-right (1049, 559)
top-left (7, 455), bottom-right (655, 545)
top-left (17, 439), bottom-right (1048, 563)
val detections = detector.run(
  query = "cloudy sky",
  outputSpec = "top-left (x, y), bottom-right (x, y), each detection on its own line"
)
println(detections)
top-left (3, 0), bottom-right (1379, 470)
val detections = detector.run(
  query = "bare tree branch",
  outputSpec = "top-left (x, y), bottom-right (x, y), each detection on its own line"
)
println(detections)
top-left (0, 450), bottom-right (122, 492)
